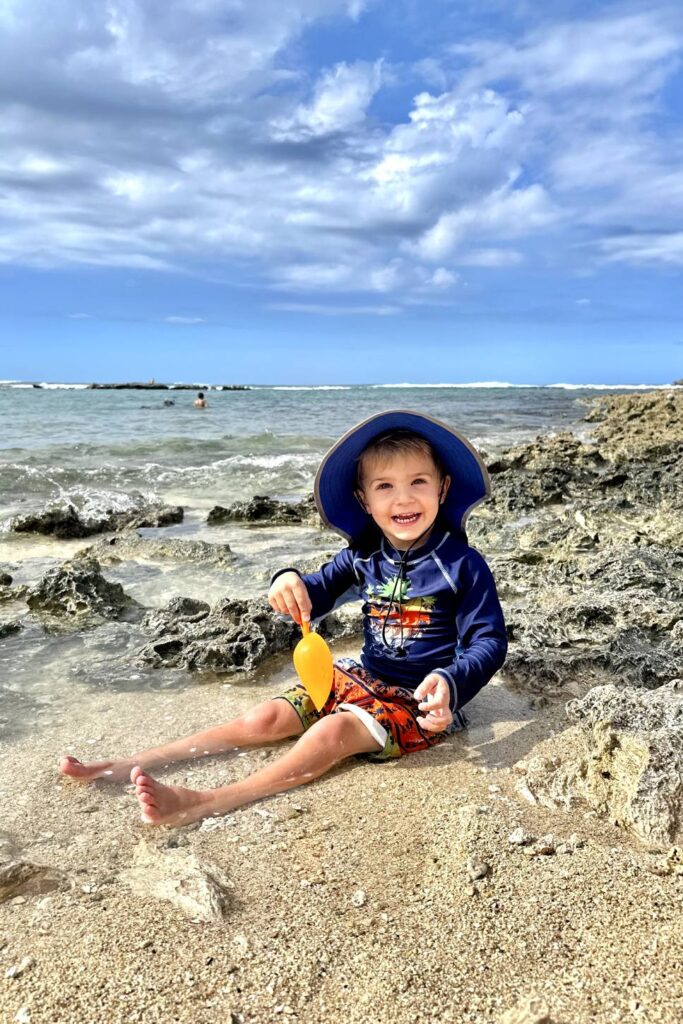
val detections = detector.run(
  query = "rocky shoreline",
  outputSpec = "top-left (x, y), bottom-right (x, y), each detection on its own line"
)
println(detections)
top-left (1, 390), bottom-right (682, 1024)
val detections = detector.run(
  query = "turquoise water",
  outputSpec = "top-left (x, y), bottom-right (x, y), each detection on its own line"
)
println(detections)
top-left (0, 379), bottom-right (660, 741)
top-left (0, 382), bottom-right (629, 518)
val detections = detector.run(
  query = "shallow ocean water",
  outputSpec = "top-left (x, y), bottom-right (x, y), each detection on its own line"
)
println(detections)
top-left (0, 381), bottom-right (649, 745)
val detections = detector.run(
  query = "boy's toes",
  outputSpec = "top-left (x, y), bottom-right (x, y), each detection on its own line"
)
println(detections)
top-left (130, 765), bottom-right (146, 785)
top-left (59, 756), bottom-right (84, 776)
top-left (139, 804), bottom-right (161, 824)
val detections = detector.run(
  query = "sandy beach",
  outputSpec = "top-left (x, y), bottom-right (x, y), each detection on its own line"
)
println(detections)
top-left (1, 390), bottom-right (682, 1024)
top-left (3, 666), bottom-right (680, 1024)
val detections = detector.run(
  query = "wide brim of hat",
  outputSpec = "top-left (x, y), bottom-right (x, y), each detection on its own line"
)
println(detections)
top-left (314, 409), bottom-right (491, 541)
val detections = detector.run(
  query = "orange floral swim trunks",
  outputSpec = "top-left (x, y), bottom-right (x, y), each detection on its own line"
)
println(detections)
top-left (273, 658), bottom-right (468, 762)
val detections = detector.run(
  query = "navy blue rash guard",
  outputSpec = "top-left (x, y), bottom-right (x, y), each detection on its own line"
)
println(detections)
top-left (277, 524), bottom-right (508, 713)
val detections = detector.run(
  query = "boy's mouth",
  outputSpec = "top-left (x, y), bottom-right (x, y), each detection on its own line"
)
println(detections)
top-left (392, 512), bottom-right (421, 525)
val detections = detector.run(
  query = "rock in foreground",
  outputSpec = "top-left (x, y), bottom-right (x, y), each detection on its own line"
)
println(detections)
top-left (207, 494), bottom-right (319, 527)
top-left (516, 680), bottom-right (683, 849)
top-left (81, 533), bottom-right (235, 568)
top-left (137, 596), bottom-right (297, 672)
top-left (137, 595), bottom-right (361, 672)
top-left (121, 843), bottom-right (232, 922)
top-left (10, 495), bottom-right (183, 539)
top-left (27, 558), bottom-right (139, 622)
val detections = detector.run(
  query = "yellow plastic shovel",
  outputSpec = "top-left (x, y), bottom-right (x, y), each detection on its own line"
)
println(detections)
top-left (293, 620), bottom-right (334, 711)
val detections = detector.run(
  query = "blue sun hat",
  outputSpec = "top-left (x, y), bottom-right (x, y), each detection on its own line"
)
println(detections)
top-left (314, 409), bottom-right (491, 541)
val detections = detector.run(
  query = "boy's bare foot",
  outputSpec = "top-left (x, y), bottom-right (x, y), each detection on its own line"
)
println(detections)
top-left (58, 755), bottom-right (134, 783)
top-left (131, 766), bottom-right (216, 826)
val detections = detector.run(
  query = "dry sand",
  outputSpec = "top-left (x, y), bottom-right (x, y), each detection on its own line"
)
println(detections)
top-left (1, 642), bottom-right (682, 1024)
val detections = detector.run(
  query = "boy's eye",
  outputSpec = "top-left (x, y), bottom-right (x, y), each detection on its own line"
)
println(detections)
top-left (375, 482), bottom-right (392, 490)
top-left (412, 478), bottom-right (427, 485)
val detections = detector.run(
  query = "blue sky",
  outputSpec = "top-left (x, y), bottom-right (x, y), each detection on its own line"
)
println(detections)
top-left (1, 0), bottom-right (682, 384)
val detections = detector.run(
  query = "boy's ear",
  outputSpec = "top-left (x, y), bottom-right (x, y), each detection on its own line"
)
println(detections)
top-left (355, 489), bottom-right (370, 514)
top-left (439, 475), bottom-right (451, 504)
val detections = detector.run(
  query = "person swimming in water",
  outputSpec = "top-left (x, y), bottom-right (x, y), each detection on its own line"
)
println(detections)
top-left (194, 391), bottom-right (207, 408)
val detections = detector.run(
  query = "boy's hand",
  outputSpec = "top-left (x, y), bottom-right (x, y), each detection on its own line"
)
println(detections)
top-left (268, 572), bottom-right (312, 626)
top-left (413, 673), bottom-right (453, 733)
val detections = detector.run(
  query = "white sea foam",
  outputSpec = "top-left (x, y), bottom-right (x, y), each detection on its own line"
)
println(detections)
top-left (261, 385), bottom-right (352, 391)
top-left (551, 382), bottom-right (680, 390)
top-left (371, 381), bottom-right (681, 390)
top-left (5, 382), bottom-right (89, 389)
top-left (370, 381), bottom-right (534, 389)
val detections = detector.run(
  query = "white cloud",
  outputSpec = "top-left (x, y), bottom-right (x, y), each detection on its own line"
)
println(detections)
top-left (270, 257), bottom-right (461, 295)
top-left (366, 89), bottom-right (527, 221)
top-left (274, 60), bottom-right (384, 139)
top-left (458, 248), bottom-right (524, 267)
top-left (454, 12), bottom-right (680, 98)
top-left (598, 232), bottom-right (683, 267)
top-left (0, 0), bottom-right (681, 297)
top-left (413, 183), bottom-right (559, 261)
top-left (165, 316), bottom-right (207, 324)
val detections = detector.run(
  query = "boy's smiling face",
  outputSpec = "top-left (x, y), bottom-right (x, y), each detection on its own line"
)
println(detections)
top-left (357, 448), bottom-right (450, 551)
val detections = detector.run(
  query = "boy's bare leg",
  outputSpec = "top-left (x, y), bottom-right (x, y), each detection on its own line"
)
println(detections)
top-left (132, 710), bottom-right (381, 827)
top-left (58, 699), bottom-right (304, 783)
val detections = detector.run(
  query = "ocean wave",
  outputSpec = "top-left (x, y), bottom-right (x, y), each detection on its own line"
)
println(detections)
top-left (370, 381), bottom-right (681, 390)
top-left (370, 382), bottom-right (537, 389)
top-left (545, 383), bottom-right (682, 390)
top-left (259, 385), bottom-right (353, 391)
top-left (0, 452), bottom-right (320, 503)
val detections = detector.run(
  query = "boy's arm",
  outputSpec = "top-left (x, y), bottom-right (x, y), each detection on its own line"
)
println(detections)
top-left (432, 550), bottom-right (508, 712)
top-left (270, 547), bottom-right (359, 621)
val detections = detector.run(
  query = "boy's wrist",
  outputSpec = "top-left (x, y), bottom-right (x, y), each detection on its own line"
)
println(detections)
top-left (270, 567), bottom-right (302, 587)
top-left (432, 668), bottom-right (458, 712)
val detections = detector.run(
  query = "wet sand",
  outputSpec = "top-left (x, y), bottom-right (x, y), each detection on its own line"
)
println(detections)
top-left (1, 644), bottom-right (682, 1024)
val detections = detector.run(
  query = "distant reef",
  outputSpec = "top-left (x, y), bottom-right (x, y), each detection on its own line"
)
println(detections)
top-left (87, 382), bottom-right (250, 390)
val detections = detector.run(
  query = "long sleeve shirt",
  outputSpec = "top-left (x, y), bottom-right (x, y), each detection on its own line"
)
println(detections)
top-left (281, 524), bottom-right (507, 712)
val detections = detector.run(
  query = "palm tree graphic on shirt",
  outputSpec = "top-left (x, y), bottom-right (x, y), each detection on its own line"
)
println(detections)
top-left (365, 575), bottom-right (436, 651)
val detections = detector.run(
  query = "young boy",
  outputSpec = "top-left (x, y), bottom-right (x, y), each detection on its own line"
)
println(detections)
top-left (59, 410), bottom-right (507, 826)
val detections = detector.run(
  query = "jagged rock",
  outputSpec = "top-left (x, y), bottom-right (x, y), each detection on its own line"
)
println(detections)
top-left (317, 601), bottom-right (363, 642)
top-left (0, 860), bottom-right (69, 902)
top-left (0, 574), bottom-right (29, 606)
top-left (585, 389), bottom-right (683, 455)
top-left (137, 596), bottom-right (298, 672)
top-left (81, 533), bottom-right (235, 568)
top-left (138, 594), bottom-right (360, 673)
top-left (0, 619), bottom-right (22, 638)
top-left (142, 596), bottom-right (212, 633)
top-left (515, 680), bottom-right (683, 849)
top-left (488, 433), bottom-right (605, 512)
top-left (502, 541), bottom-right (683, 692)
top-left (207, 494), bottom-right (320, 527)
top-left (120, 842), bottom-right (232, 922)
top-left (27, 558), bottom-right (138, 621)
top-left (10, 494), bottom-right (183, 539)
